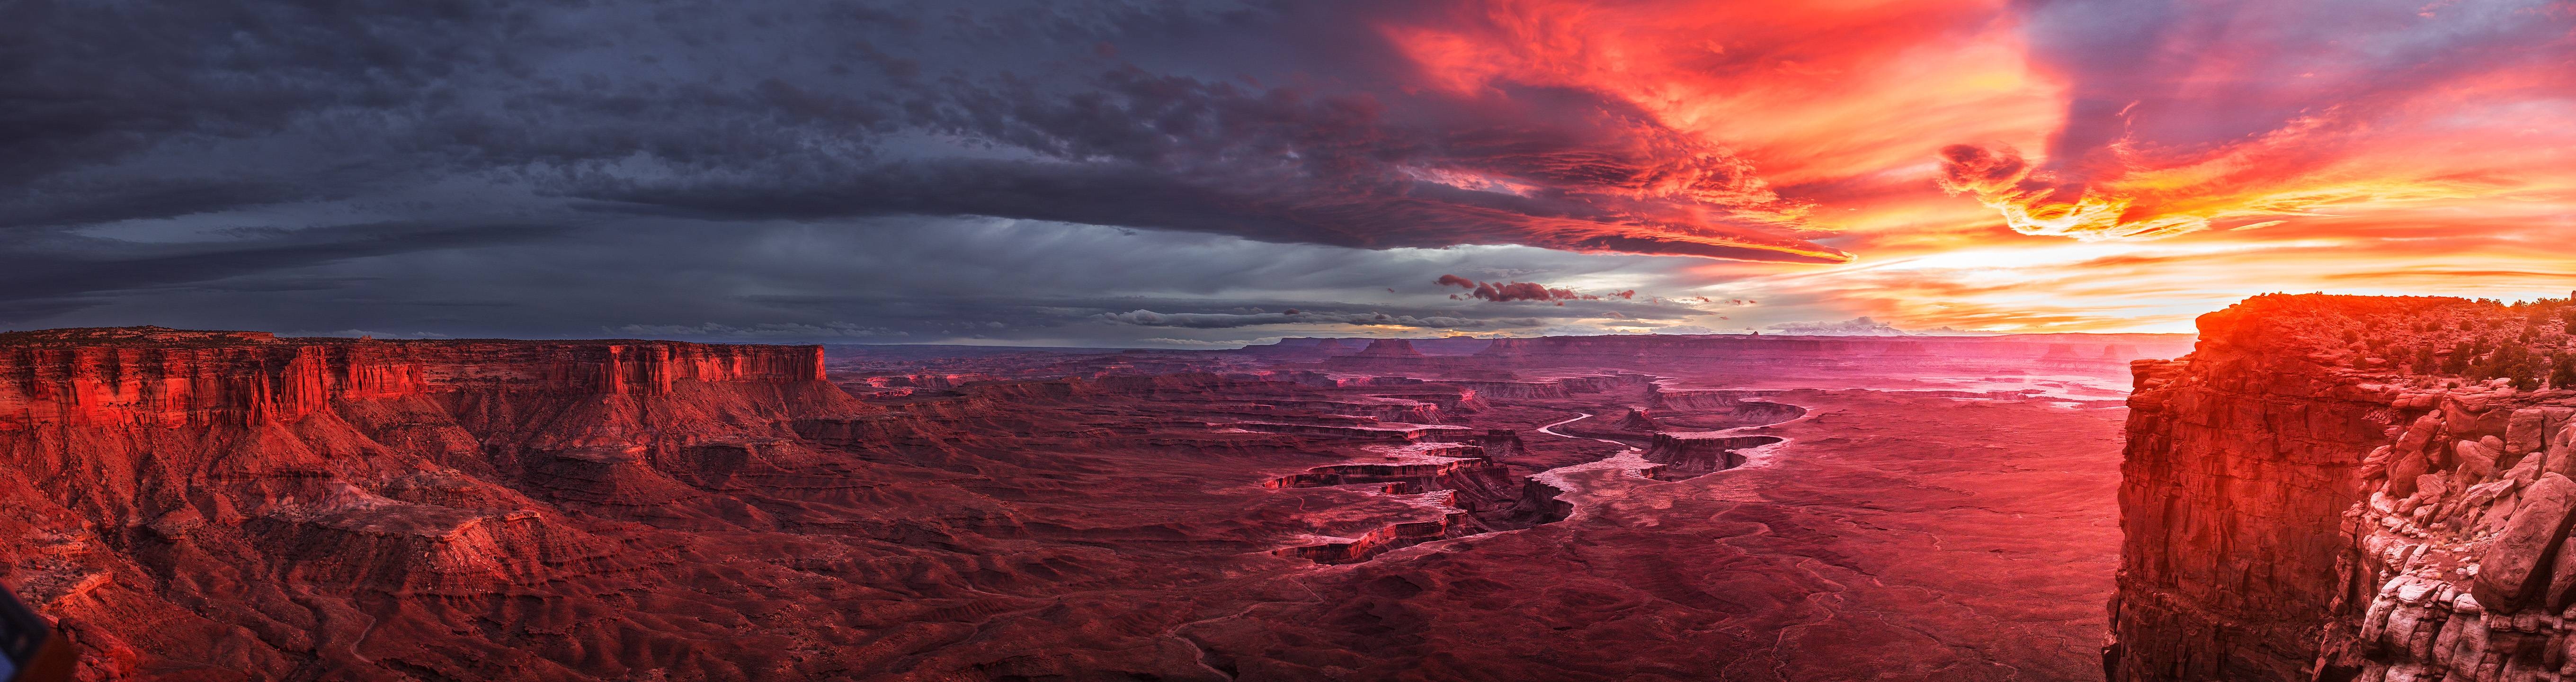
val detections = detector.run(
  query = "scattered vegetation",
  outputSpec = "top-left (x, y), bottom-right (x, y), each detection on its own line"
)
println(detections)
top-left (2246, 293), bottom-right (2576, 390)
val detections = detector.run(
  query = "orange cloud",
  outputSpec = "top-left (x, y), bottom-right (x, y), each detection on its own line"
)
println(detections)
top-left (1365, 0), bottom-right (2576, 333)
top-left (1933, 0), bottom-right (2576, 242)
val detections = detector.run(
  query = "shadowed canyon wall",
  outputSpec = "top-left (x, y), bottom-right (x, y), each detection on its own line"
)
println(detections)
top-left (2111, 294), bottom-right (2576, 682)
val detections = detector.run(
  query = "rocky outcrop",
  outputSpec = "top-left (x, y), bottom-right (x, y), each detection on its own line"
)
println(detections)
top-left (1644, 386), bottom-right (1809, 430)
top-left (2108, 294), bottom-right (2576, 682)
top-left (1268, 511), bottom-right (1482, 564)
top-left (1260, 429), bottom-right (1560, 563)
top-left (1265, 452), bottom-right (1520, 512)
top-left (1641, 433), bottom-right (1779, 480)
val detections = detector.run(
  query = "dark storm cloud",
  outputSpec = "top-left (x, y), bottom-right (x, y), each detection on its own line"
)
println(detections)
top-left (0, 0), bottom-right (1799, 342)
top-left (1434, 274), bottom-right (1630, 304)
top-left (565, 73), bottom-right (1849, 261)
top-left (0, 223), bottom-right (566, 302)
top-left (8, 218), bottom-right (1683, 346)
top-left (4, 0), bottom-right (1845, 263)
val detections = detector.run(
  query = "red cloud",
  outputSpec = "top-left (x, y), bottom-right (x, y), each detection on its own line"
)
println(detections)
top-left (1937, 1), bottom-right (2574, 242)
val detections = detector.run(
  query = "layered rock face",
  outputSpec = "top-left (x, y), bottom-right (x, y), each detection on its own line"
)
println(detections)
top-left (1640, 433), bottom-right (1780, 480)
top-left (2111, 294), bottom-right (2576, 682)
top-left (0, 328), bottom-right (858, 680)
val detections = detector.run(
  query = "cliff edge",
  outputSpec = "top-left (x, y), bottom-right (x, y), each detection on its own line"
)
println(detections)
top-left (2112, 294), bottom-right (2576, 682)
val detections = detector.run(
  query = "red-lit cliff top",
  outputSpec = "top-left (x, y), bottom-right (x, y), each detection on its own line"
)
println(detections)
top-left (0, 326), bottom-right (286, 346)
top-left (0, 325), bottom-right (817, 350)
top-left (2189, 293), bottom-right (2576, 387)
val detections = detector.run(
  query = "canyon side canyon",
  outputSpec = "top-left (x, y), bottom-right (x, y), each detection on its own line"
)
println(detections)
top-left (19, 298), bottom-right (2576, 682)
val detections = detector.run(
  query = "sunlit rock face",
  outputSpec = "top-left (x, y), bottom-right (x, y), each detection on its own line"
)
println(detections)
top-left (0, 327), bottom-right (859, 680)
top-left (2110, 294), bottom-right (2576, 682)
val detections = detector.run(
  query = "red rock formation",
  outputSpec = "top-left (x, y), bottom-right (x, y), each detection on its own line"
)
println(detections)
top-left (1640, 433), bottom-right (1779, 479)
top-left (1267, 511), bottom-right (1480, 564)
top-left (2109, 294), bottom-right (2576, 682)
top-left (0, 327), bottom-right (861, 681)
top-left (1260, 441), bottom-right (1541, 562)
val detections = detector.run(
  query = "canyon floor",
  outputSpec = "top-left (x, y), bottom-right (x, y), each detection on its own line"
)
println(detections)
top-left (0, 330), bottom-right (2177, 681)
top-left (823, 343), bottom-right (2148, 681)
top-left (1185, 387), bottom-right (2129, 681)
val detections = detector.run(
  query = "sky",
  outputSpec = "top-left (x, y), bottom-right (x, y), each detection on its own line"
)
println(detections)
top-left (4, 0), bottom-right (2571, 347)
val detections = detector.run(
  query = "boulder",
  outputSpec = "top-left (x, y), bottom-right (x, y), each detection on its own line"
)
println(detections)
top-left (2511, 408), bottom-right (2551, 455)
top-left (2456, 440), bottom-right (2498, 481)
top-left (2505, 453), bottom-right (2544, 487)
top-left (2445, 397), bottom-right (2512, 440)
top-left (2552, 425), bottom-right (2576, 480)
top-left (2390, 450), bottom-right (2431, 498)
top-left (2398, 413), bottom-right (2445, 455)
top-left (2546, 536), bottom-right (2576, 611)
top-left (2473, 473), bottom-right (2576, 613)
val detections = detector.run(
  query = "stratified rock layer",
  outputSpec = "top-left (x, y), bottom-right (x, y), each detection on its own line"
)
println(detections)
top-left (0, 327), bottom-right (858, 681)
top-left (2110, 294), bottom-right (2576, 682)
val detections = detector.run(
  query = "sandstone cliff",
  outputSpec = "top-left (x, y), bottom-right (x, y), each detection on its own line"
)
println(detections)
top-left (0, 327), bottom-right (859, 680)
top-left (2111, 294), bottom-right (2576, 682)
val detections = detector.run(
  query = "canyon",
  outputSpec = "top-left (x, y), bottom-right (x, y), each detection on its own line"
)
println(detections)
top-left (0, 325), bottom-right (2198, 681)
